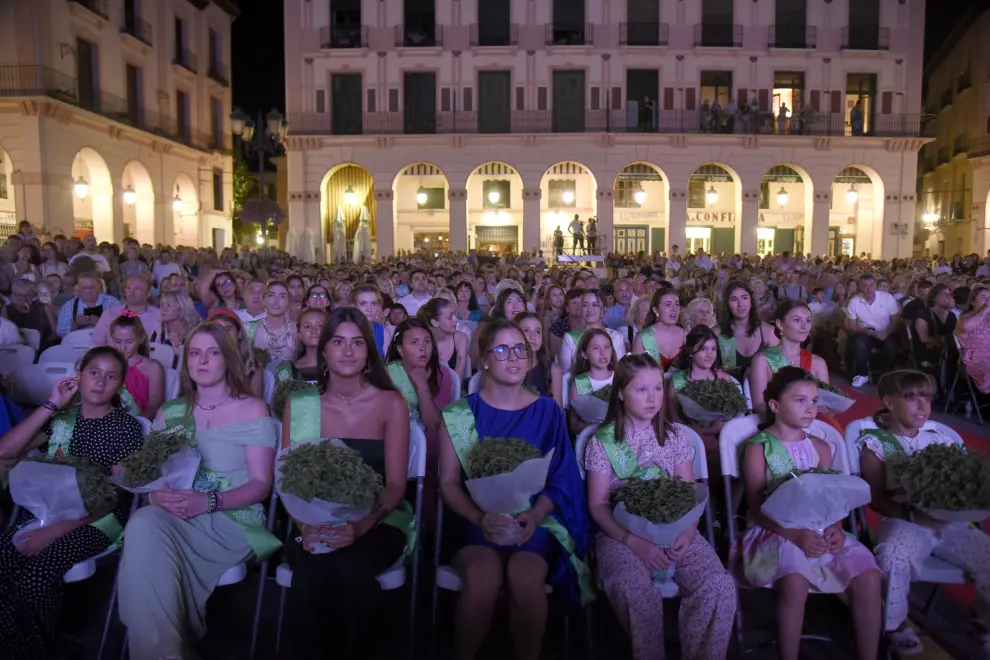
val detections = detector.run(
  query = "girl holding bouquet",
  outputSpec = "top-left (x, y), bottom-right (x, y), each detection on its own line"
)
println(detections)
top-left (272, 306), bottom-right (327, 383)
top-left (438, 319), bottom-right (592, 660)
top-left (718, 281), bottom-right (780, 380)
top-left (736, 367), bottom-right (881, 660)
top-left (858, 370), bottom-right (990, 655)
top-left (0, 346), bottom-right (143, 660)
top-left (584, 354), bottom-right (736, 660)
top-left (109, 311), bottom-right (165, 419)
top-left (567, 328), bottom-right (616, 436)
top-left (208, 309), bottom-right (265, 400)
top-left (516, 311), bottom-right (564, 406)
top-left (280, 308), bottom-right (412, 660)
top-left (385, 318), bottom-right (448, 435)
top-left (558, 290), bottom-right (627, 374)
top-left (117, 323), bottom-right (281, 660)
top-left (418, 297), bottom-right (469, 381)
top-left (632, 288), bottom-right (686, 371)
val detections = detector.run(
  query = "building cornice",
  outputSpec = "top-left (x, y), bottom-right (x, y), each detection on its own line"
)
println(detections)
top-left (186, 0), bottom-right (240, 20)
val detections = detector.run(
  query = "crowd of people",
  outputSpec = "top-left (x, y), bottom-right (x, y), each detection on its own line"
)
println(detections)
top-left (0, 215), bottom-right (988, 660)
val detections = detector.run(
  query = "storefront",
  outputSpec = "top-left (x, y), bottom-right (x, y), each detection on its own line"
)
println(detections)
top-left (686, 210), bottom-right (736, 254)
top-left (475, 225), bottom-right (519, 255)
top-left (413, 231), bottom-right (450, 252)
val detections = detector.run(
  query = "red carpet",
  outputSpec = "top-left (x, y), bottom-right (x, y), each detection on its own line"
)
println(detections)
top-left (836, 385), bottom-right (989, 607)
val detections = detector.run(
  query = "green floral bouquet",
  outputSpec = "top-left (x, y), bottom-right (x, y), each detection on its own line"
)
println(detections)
top-left (888, 443), bottom-right (990, 522)
top-left (114, 427), bottom-right (200, 493)
top-left (676, 378), bottom-right (748, 423)
top-left (271, 378), bottom-right (314, 418)
top-left (765, 467), bottom-right (840, 496)
top-left (467, 438), bottom-right (542, 479)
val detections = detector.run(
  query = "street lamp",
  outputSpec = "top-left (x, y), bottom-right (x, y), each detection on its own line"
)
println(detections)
top-left (776, 186), bottom-right (789, 207)
top-left (74, 177), bottom-right (89, 199)
top-left (416, 188), bottom-right (428, 205)
top-left (922, 211), bottom-right (938, 228)
top-left (633, 189), bottom-right (647, 205)
top-left (344, 186), bottom-right (357, 205)
top-left (705, 185), bottom-right (718, 206)
top-left (487, 189), bottom-right (500, 205)
top-left (231, 106), bottom-right (287, 244)
top-left (562, 190), bottom-right (575, 205)
top-left (846, 185), bottom-right (859, 204)
top-left (172, 195), bottom-right (184, 212)
top-left (123, 187), bottom-right (136, 206)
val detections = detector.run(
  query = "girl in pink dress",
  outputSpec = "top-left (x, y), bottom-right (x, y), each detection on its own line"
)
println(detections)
top-left (109, 312), bottom-right (165, 420)
top-left (584, 353), bottom-right (736, 659)
top-left (956, 285), bottom-right (990, 394)
top-left (734, 366), bottom-right (881, 660)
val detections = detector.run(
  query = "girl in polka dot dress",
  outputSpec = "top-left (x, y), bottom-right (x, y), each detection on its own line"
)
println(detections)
top-left (0, 346), bottom-right (143, 660)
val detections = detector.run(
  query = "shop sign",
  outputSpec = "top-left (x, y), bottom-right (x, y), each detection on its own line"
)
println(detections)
top-left (689, 211), bottom-right (735, 224)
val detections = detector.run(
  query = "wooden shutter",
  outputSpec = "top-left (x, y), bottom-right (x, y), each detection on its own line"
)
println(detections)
top-left (366, 88), bottom-right (376, 112)
top-left (881, 91), bottom-right (892, 114)
top-left (440, 88), bottom-right (451, 112)
top-left (685, 87), bottom-right (696, 111)
top-left (737, 88), bottom-right (747, 106)
top-left (463, 87), bottom-right (473, 112)
top-left (810, 90), bottom-right (820, 111)
top-left (758, 88), bottom-right (769, 110)
top-left (663, 87), bottom-right (674, 109)
top-left (611, 86), bottom-right (622, 109)
top-left (388, 88), bottom-right (399, 112)
top-left (830, 90), bottom-right (842, 114)
top-left (590, 86), bottom-right (600, 110)
top-left (515, 86), bottom-right (525, 110)
top-left (537, 86), bottom-right (548, 110)
top-left (315, 89), bottom-right (325, 113)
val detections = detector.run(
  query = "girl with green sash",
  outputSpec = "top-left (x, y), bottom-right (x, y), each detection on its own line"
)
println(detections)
top-left (273, 307), bottom-right (327, 383)
top-left (438, 319), bottom-right (592, 659)
top-left (631, 288), bottom-right (685, 371)
top-left (280, 308), bottom-right (413, 660)
top-left (584, 353), bottom-right (736, 660)
top-left (118, 322), bottom-right (281, 660)
top-left (567, 328), bottom-right (616, 436)
top-left (558, 290), bottom-right (627, 374)
top-left (385, 318), bottom-right (448, 435)
top-left (735, 367), bottom-right (880, 660)
top-left (0, 346), bottom-right (143, 660)
top-left (856, 371), bottom-right (990, 655)
top-left (717, 281), bottom-right (779, 380)
top-left (208, 309), bottom-right (265, 400)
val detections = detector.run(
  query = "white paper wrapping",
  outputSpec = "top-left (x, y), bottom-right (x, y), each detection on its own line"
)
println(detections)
top-left (569, 395), bottom-right (610, 424)
top-left (675, 394), bottom-right (729, 423)
top-left (9, 460), bottom-right (89, 548)
top-left (891, 494), bottom-right (990, 524)
top-left (817, 387), bottom-right (855, 413)
top-left (465, 448), bottom-right (555, 546)
top-left (111, 447), bottom-right (201, 494)
top-left (762, 472), bottom-right (871, 530)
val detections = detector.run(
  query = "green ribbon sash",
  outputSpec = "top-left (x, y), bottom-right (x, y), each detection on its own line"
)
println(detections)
top-left (744, 430), bottom-right (798, 478)
top-left (274, 360), bottom-right (294, 383)
top-left (284, 389), bottom-right (417, 557)
top-left (717, 331), bottom-right (737, 370)
top-left (120, 388), bottom-right (141, 417)
top-left (573, 373), bottom-right (594, 397)
top-left (161, 398), bottom-right (281, 560)
top-left (441, 399), bottom-right (596, 605)
top-left (568, 329), bottom-right (585, 346)
top-left (669, 370), bottom-right (688, 392)
top-left (594, 422), bottom-right (666, 481)
top-left (244, 320), bottom-right (261, 345)
top-left (639, 326), bottom-right (660, 362)
top-left (387, 362), bottom-right (421, 422)
top-left (859, 428), bottom-right (906, 458)
top-left (47, 407), bottom-right (124, 542)
top-left (760, 346), bottom-right (790, 374)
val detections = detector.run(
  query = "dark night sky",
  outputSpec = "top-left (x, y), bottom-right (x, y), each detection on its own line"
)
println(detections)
top-left (228, 0), bottom-right (983, 116)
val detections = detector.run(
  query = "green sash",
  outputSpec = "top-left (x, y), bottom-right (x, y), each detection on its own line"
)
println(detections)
top-left (386, 362), bottom-right (421, 422)
top-left (860, 428), bottom-right (906, 458)
top-left (593, 422), bottom-right (666, 481)
top-left (761, 346), bottom-right (791, 374)
top-left (717, 332), bottom-right (737, 370)
top-left (120, 388), bottom-right (141, 417)
top-left (669, 370), bottom-right (688, 392)
top-left (161, 399), bottom-right (281, 560)
top-left (568, 329), bottom-right (585, 346)
top-left (639, 326), bottom-right (660, 361)
top-left (274, 360), bottom-right (294, 383)
top-left (744, 430), bottom-right (798, 478)
top-left (244, 319), bottom-right (261, 345)
top-left (573, 373), bottom-right (594, 397)
top-left (441, 399), bottom-right (595, 605)
top-left (46, 407), bottom-right (124, 542)
top-left (285, 388), bottom-right (417, 556)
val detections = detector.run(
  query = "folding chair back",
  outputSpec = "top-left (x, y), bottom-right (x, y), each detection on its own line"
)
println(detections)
top-left (574, 424), bottom-right (600, 480)
top-left (561, 371), bottom-right (570, 409)
top-left (444, 364), bottom-right (462, 401)
top-left (0, 344), bottom-right (36, 376)
top-left (62, 328), bottom-right (95, 347)
top-left (467, 371), bottom-right (483, 395)
top-left (21, 328), bottom-right (41, 351)
top-left (39, 343), bottom-right (90, 366)
top-left (164, 368), bottom-right (180, 401)
top-left (743, 377), bottom-right (754, 411)
top-left (263, 369), bottom-right (276, 406)
top-left (148, 343), bottom-right (176, 370)
top-left (7, 362), bottom-right (76, 407)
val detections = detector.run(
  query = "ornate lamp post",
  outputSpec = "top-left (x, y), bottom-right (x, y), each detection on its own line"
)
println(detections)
top-left (231, 108), bottom-right (287, 246)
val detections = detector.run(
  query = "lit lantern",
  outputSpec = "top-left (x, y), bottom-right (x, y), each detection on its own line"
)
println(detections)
top-left (705, 185), bottom-right (718, 206)
top-left (633, 189), bottom-right (647, 205)
top-left (74, 177), bottom-right (89, 199)
top-left (344, 186), bottom-right (357, 205)
top-left (416, 188), bottom-right (428, 205)
top-left (123, 187), bottom-right (136, 206)
top-left (775, 186), bottom-right (789, 207)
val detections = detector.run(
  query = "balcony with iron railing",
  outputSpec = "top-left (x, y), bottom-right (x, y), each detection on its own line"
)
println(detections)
top-left (121, 16), bottom-right (153, 47)
top-left (545, 23), bottom-right (594, 46)
top-left (841, 26), bottom-right (890, 50)
top-left (767, 25), bottom-right (816, 49)
top-left (469, 23), bottom-right (519, 47)
top-left (694, 23), bottom-right (742, 48)
top-left (319, 25), bottom-right (368, 49)
top-left (394, 24), bottom-right (442, 47)
top-left (173, 47), bottom-right (197, 74)
top-left (68, 0), bottom-right (109, 20)
top-left (208, 61), bottom-right (229, 86)
top-left (619, 22), bottom-right (670, 46)
top-left (0, 65), bottom-right (230, 153)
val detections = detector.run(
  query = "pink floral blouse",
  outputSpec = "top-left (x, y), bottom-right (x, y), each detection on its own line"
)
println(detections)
top-left (584, 424), bottom-right (694, 491)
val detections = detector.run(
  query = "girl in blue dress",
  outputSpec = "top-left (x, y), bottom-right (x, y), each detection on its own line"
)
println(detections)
top-left (438, 318), bottom-right (593, 660)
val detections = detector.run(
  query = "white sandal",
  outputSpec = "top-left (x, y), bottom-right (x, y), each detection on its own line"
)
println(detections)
top-left (889, 628), bottom-right (923, 656)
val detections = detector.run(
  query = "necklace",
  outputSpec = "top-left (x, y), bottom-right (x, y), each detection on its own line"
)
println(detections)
top-left (330, 382), bottom-right (366, 403)
top-left (197, 390), bottom-right (231, 428)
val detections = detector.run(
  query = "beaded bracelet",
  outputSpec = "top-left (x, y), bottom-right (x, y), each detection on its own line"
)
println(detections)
top-left (42, 400), bottom-right (59, 412)
top-left (206, 491), bottom-right (218, 515)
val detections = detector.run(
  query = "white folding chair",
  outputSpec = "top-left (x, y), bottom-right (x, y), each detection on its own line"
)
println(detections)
top-left (743, 377), bottom-right (753, 412)
top-left (39, 343), bottom-right (91, 365)
top-left (163, 368), bottom-right (180, 400)
top-left (130, 414), bottom-right (153, 437)
top-left (561, 371), bottom-right (570, 409)
top-left (6, 362), bottom-right (76, 406)
top-left (21, 327), bottom-right (41, 351)
top-left (148, 343), bottom-right (176, 370)
top-left (444, 364), bottom-right (462, 401)
top-left (273, 421), bottom-right (427, 657)
top-left (263, 369), bottom-right (276, 406)
top-left (467, 371), bottom-right (483, 395)
top-left (464, 354), bottom-right (473, 378)
top-left (62, 328), bottom-right (95, 347)
top-left (944, 335), bottom-right (984, 425)
top-left (0, 344), bottom-right (36, 376)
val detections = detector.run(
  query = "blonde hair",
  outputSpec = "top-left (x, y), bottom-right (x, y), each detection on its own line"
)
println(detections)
top-left (159, 291), bottom-right (201, 343)
top-left (681, 297), bottom-right (715, 330)
top-left (179, 323), bottom-right (253, 412)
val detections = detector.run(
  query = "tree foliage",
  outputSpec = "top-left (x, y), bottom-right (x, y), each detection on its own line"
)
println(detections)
top-left (231, 148), bottom-right (257, 243)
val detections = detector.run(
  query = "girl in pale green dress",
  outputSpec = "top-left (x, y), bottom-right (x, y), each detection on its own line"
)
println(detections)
top-left (118, 322), bottom-right (280, 660)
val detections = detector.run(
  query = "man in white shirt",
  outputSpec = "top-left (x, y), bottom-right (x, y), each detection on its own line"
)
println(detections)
top-left (396, 269), bottom-right (431, 316)
top-left (976, 256), bottom-right (990, 279)
top-left (694, 248), bottom-right (713, 271)
top-left (152, 249), bottom-right (183, 288)
top-left (845, 273), bottom-right (899, 387)
top-left (68, 235), bottom-right (111, 273)
top-left (91, 274), bottom-right (161, 345)
top-left (236, 280), bottom-right (267, 323)
top-left (56, 272), bottom-right (120, 337)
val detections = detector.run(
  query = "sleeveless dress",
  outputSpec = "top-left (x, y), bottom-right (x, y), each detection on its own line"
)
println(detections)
top-left (638, 325), bottom-right (684, 370)
top-left (525, 361), bottom-right (550, 397)
top-left (732, 433), bottom-right (878, 592)
top-left (759, 346), bottom-right (844, 434)
top-left (123, 357), bottom-right (151, 415)
top-left (717, 329), bottom-right (763, 379)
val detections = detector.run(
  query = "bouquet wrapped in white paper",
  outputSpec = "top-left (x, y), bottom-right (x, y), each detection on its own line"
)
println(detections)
top-left (9, 456), bottom-right (116, 548)
top-left (465, 439), bottom-right (556, 546)
top-left (612, 479), bottom-right (708, 596)
top-left (111, 427), bottom-right (201, 494)
top-left (761, 470), bottom-right (871, 566)
top-left (816, 381), bottom-right (855, 413)
top-left (675, 378), bottom-right (748, 423)
top-left (569, 385), bottom-right (612, 424)
top-left (276, 438), bottom-right (383, 554)
top-left (888, 444), bottom-right (990, 523)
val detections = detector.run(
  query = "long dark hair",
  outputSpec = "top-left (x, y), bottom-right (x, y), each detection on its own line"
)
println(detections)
top-left (454, 281), bottom-right (479, 312)
top-left (601, 353), bottom-right (667, 446)
top-left (720, 280), bottom-right (761, 338)
top-left (385, 318), bottom-right (440, 397)
top-left (316, 307), bottom-right (396, 396)
top-left (925, 283), bottom-right (950, 308)
top-left (571, 327), bottom-right (617, 376)
top-left (672, 324), bottom-right (722, 374)
top-left (490, 288), bottom-right (525, 321)
top-left (644, 288), bottom-right (678, 326)
top-left (772, 299), bottom-right (812, 340)
top-left (77, 345), bottom-right (129, 409)
top-left (514, 311), bottom-right (551, 381)
top-left (761, 365), bottom-right (818, 429)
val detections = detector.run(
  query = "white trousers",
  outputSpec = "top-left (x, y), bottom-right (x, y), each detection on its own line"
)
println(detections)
top-left (874, 517), bottom-right (990, 631)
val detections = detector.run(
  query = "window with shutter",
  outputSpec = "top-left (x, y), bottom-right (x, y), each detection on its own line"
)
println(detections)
top-left (810, 90), bottom-right (820, 111)
top-left (464, 88), bottom-right (473, 112)
top-left (515, 86), bottom-right (525, 110)
top-left (830, 90), bottom-right (842, 114)
top-left (881, 91), bottom-right (892, 114)
top-left (590, 87), bottom-right (600, 110)
top-left (441, 88), bottom-right (451, 112)
top-left (316, 90), bottom-right (326, 114)
top-left (367, 89), bottom-right (376, 112)
top-left (389, 88), bottom-right (399, 112)
top-left (538, 86), bottom-right (548, 110)
top-left (663, 87), bottom-right (674, 109)
top-left (611, 86), bottom-right (622, 109)
top-left (685, 87), bottom-right (696, 110)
